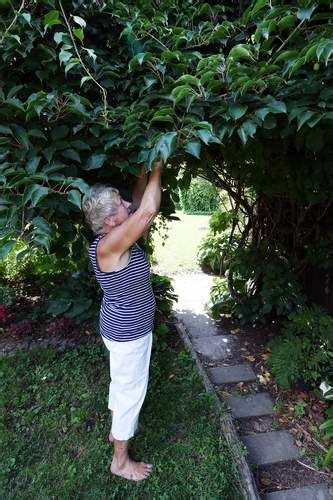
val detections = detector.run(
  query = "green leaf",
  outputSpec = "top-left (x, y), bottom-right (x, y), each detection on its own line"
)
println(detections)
top-left (277, 15), bottom-right (295, 31)
top-left (67, 189), bottom-right (82, 209)
top-left (196, 129), bottom-right (221, 145)
top-left (228, 45), bottom-right (255, 62)
top-left (21, 12), bottom-right (31, 25)
top-left (297, 5), bottom-right (316, 21)
top-left (171, 85), bottom-right (192, 105)
top-left (251, 0), bottom-right (269, 16)
top-left (24, 184), bottom-right (49, 207)
top-left (54, 31), bottom-right (66, 44)
top-left (0, 125), bottom-right (13, 135)
top-left (72, 15), bottom-right (86, 28)
top-left (44, 9), bottom-right (61, 31)
top-left (59, 48), bottom-right (72, 65)
top-left (155, 132), bottom-right (177, 162)
top-left (73, 28), bottom-right (84, 42)
top-left (185, 141), bottom-right (201, 159)
top-left (68, 178), bottom-right (89, 194)
top-left (26, 157), bottom-right (42, 174)
top-left (175, 74), bottom-right (199, 86)
top-left (297, 110), bottom-right (315, 130)
top-left (32, 216), bottom-right (52, 235)
top-left (47, 299), bottom-right (71, 315)
top-left (229, 104), bottom-right (248, 120)
top-left (255, 107), bottom-right (270, 121)
top-left (84, 154), bottom-right (108, 170)
top-left (323, 446), bottom-right (333, 467)
top-left (0, 240), bottom-right (16, 260)
top-left (80, 76), bottom-right (92, 87)
top-left (61, 149), bottom-right (81, 162)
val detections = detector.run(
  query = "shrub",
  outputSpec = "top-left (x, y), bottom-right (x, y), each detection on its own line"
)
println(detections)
top-left (267, 306), bottom-right (333, 389)
top-left (208, 244), bottom-right (305, 324)
top-left (151, 273), bottom-right (178, 318)
top-left (0, 285), bottom-right (15, 305)
top-left (179, 178), bottom-right (220, 214)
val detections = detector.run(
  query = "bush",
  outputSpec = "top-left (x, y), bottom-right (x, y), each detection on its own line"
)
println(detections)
top-left (151, 273), bottom-right (178, 318)
top-left (198, 207), bottom-right (240, 274)
top-left (208, 244), bottom-right (305, 324)
top-left (267, 306), bottom-right (333, 389)
top-left (0, 285), bottom-right (16, 305)
top-left (179, 178), bottom-right (220, 214)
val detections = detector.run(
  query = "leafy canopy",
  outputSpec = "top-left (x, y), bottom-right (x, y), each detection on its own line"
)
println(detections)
top-left (0, 0), bottom-right (332, 256)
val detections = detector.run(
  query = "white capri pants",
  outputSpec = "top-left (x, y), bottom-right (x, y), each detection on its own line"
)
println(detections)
top-left (101, 331), bottom-right (153, 441)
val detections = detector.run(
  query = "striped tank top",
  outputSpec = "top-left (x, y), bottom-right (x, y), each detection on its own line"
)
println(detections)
top-left (88, 234), bottom-right (156, 342)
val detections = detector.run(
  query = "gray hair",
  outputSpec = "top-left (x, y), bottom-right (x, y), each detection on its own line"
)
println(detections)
top-left (82, 184), bottom-right (120, 234)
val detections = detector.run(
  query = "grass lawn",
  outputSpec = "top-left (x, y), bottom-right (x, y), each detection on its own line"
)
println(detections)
top-left (151, 211), bottom-right (210, 275)
top-left (1, 329), bottom-right (240, 499)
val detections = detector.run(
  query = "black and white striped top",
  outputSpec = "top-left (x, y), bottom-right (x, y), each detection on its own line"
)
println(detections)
top-left (88, 234), bottom-right (156, 342)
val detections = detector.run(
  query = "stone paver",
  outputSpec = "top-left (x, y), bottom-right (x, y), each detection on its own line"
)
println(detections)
top-left (191, 335), bottom-right (234, 361)
top-left (242, 431), bottom-right (299, 465)
top-left (226, 392), bottom-right (274, 418)
top-left (208, 364), bottom-right (256, 384)
top-left (172, 273), bottom-right (222, 338)
top-left (264, 483), bottom-right (333, 500)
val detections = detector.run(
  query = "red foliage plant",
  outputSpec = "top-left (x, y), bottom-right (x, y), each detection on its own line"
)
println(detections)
top-left (46, 317), bottom-right (75, 335)
top-left (9, 319), bottom-right (34, 335)
top-left (0, 304), bottom-right (14, 324)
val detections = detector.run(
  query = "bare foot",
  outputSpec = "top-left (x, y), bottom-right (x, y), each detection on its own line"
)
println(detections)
top-left (110, 457), bottom-right (153, 481)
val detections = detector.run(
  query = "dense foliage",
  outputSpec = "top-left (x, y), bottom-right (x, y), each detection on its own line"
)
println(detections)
top-left (0, 0), bottom-right (332, 310)
top-left (267, 305), bottom-right (333, 388)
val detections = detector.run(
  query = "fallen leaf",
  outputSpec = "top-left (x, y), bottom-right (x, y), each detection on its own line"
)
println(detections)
top-left (260, 477), bottom-right (272, 486)
top-left (243, 355), bottom-right (255, 362)
top-left (230, 328), bottom-right (241, 334)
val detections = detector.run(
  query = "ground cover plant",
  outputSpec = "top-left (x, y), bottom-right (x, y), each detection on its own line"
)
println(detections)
top-left (1, 327), bottom-right (240, 499)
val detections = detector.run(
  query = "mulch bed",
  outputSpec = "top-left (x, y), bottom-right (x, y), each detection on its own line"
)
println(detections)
top-left (0, 283), bottom-right (98, 357)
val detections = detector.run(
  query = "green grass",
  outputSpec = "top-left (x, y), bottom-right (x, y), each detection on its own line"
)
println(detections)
top-left (1, 330), bottom-right (240, 499)
top-left (152, 211), bottom-right (210, 275)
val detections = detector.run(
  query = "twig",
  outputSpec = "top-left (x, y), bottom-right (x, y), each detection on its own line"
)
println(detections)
top-left (58, 0), bottom-right (109, 123)
top-left (0, 0), bottom-right (25, 46)
top-left (295, 422), bottom-right (328, 454)
top-left (296, 459), bottom-right (331, 476)
top-left (268, 18), bottom-right (306, 63)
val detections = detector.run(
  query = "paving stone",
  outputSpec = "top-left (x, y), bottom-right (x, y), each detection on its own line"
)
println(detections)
top-left (191, 335), bottom-right (234, 361)
top-left (242, 431), bottom-right (299, 465)
top-left (226, 392), bottom-right (274, 418)
top-left (263, 483), bottom-right (333, 500)
top-left (208, 364), bottom-right (256, 384)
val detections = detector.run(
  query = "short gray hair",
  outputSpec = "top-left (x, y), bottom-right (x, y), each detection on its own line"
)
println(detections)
top-left (82, 184), bottom-right (120, 234)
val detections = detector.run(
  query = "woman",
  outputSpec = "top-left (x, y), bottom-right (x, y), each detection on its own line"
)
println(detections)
top-left (82, 161), bottom-right (163, 481)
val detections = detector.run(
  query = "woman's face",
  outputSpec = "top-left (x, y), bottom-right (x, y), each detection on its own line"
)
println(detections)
top-left (114, 196), bottom-right (131, 224)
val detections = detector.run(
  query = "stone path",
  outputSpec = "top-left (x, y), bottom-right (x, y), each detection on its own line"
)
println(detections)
top-left (172, 272), bottom-right (332, 500)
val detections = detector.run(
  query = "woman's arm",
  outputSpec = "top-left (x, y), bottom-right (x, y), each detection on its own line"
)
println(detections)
top-left (130, 165), bottom-right (148, 213)
top-left (99, 161), bottom-right (163, 255)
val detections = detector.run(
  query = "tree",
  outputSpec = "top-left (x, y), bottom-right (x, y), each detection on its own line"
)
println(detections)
top-left (1, 0), bottom-right (332, 308)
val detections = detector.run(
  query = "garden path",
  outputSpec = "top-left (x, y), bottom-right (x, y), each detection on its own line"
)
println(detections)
top-left (171, 272), bottom-right (332, 500)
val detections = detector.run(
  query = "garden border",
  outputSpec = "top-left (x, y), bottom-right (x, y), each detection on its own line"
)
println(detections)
top-left (174, 318), bottom-right (260, 500)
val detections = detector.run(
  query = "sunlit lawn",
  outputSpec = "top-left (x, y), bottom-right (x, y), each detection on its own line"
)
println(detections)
top-left (1, 330), bottom-right (240, 499)
top-left (152, 211), bottom-right (210, 275)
